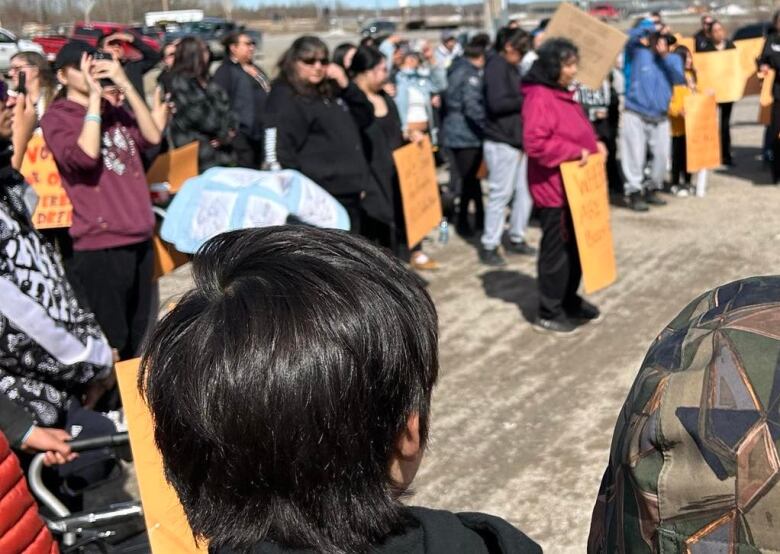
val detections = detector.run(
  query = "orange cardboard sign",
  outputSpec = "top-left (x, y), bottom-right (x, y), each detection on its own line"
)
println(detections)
top-left (152, 233), bottom-right (188, 281)
top-left (392, 136), bottom-right (443, 249)
top-left (146, 141), bottom-right (199, 194)
top-left (693, 49), bottom-right (745, 104)
top-left (116, 359), bottom-right (207, 554)
top-left (684, 94), bottom-right (721, 173)
top-left (735, 38), bottom-right (765, 96)
top-left (19, 134), bottom-right (73, 229)
top-left (560, 153), bottom-right (617, 294)
top-left (759, 70), bottom-right (775, 126)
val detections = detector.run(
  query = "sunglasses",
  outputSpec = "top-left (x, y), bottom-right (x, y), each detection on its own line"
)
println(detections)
top-left (239, 40), bottom-right (256, 46)
top-left (299, 57), bottom-right (329, 66)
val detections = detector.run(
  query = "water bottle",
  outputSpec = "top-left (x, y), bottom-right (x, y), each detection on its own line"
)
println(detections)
top-left (438, 218), bottom-right (449, 244)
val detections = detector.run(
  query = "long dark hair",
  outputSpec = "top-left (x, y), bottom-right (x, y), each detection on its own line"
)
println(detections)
top-left (333, 42), bottom-right (356, 70)
top-left (171, 36), bottom-right (210, 83)
top-left (11, 51), bottom-right (56, 108)
top-left (349, 45), bottom-right (384, 79)
top-left (673, 44), bottom-right (696, 83)
top-left (276, 35), bottom-right (336, 98)
top-left (525, 38), bottom-right (579, 89)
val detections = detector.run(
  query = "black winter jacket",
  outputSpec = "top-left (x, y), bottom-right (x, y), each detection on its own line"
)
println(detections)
top-left (482, 54), bottom-right (523, 149)
top-left (213, 59), bottom-right (271, 141)
top-left (441, 58), bottom-right (486, 149)
top-left (122, 35), bottom-right (161, 100)
top-left (760, 31), bottom-right (780, 100)
top-left (213, 506), bottom-right (542, 554)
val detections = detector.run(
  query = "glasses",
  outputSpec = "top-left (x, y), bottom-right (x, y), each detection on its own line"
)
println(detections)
top-left (299, 57), bottom-right (329, 66)
top-left (239, 40), bottom-right (256, 46)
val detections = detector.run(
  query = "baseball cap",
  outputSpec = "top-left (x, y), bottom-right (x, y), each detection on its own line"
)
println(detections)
top-left (54, 40), bottom-right (95, 71)
top-left (441, 29), bottom-right (456, 42)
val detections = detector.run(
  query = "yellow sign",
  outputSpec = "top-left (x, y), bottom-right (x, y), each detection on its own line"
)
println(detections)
top-left (735, 38), bottom-right (765, 96)
top-left (116, 359), bottom-right (207, 554)
top-left (392, 136), bottom-right (443, 249)
top-left (692, 49), bottom-right (743, 104)
top-left (560, 153), bottom-right (617, 294)
top-left (545, 3), bottom-right (627, 90)
top-left (684, 94), bottom-right (721, 173)
top-left (19, 134), bottom-right (73, 229)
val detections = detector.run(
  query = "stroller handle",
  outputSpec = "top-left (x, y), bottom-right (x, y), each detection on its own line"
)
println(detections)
top-left (67, 431), bottom-right (129, 452)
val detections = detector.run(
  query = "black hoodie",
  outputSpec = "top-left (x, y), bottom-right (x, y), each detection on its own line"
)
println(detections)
top-left (213, 507), bottom-right (542, 554)
top-left (482, 54), bottom-right (523, 149)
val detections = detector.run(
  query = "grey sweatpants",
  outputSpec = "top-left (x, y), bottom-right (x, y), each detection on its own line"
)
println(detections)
top-left (620, 110), bottom-right (670, 195)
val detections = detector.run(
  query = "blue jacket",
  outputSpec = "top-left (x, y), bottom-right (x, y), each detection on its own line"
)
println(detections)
top-left (441, 59), bottom-right (485, 148)
top-left (624, 28), bottom-right (685, 120)
top-left (394, 69), bottom-right (437, 142)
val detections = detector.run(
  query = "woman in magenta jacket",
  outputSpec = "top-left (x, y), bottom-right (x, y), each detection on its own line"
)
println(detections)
top-left (522, 38), bottom-right (606, 335)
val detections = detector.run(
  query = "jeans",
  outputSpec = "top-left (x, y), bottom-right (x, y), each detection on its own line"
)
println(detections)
top-left (481, 140), bottom-right (532, 250)
top-left (620, 111), bottom-right (670, 195)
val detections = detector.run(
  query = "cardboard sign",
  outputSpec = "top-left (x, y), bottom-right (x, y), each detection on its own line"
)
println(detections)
top-left (146, 141), bottom-right (199, 194)
top-left (735, 38), bottom-right (765, 96)
top-left (560, 153), bottom-right (616, 294)
top-left (545, 3), bottom-right (627, 89)
top-left (392, 136), bottom-right (442, 249)
top-left (684, 94), bottom-right (721, 173)
top-left (693, 49), bottom-right (744, 103)
top-left (152, 233), bottom-right (188, 280)
top-left (19, 134), bottom-right (73, 229)
top-left (116, 359), bottom-right (207, 554)
top-left (759, 70), bottom-right (775, 126)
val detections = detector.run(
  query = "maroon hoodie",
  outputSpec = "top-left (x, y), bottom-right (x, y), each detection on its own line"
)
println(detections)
top-left (521, 83), bottom-right (598, 208)
top-left (40, 98), bottom-right (155, 251)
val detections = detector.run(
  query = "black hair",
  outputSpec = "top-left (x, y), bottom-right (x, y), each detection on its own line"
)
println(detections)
top-left (349, 45), bottom-right (385, 77)
top-left (332, 42), bottom-right (357, 70)
top-left (359, 36), bottom-right (377, 48)
top-left (706, 19), bottom-right (723, 35)
top-left (140, 226), bottom-right (439, 553)
top-left (468, 33), bottom-right (491, 52)
top-left (221, 30), bottom-right (245, 53)
top-left (171, 36), bottom-right (210, 83)
top-left (526, 37), bottom-right (578, 88)
top-left (495, 27), bottom-right (530, 56)
top-left (276, 35), bottom-right (335, 97)
top-left (673, 44), bottom-right (696, 82)
top-left (463, 42), bottom-right (486, 60)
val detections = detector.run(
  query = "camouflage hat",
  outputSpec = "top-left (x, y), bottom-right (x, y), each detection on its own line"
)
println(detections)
top-left (589, 276), bottom-right (780, 553)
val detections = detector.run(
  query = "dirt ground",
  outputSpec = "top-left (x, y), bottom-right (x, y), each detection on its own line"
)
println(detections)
top-left (151, 95), bottom-right (778, 552)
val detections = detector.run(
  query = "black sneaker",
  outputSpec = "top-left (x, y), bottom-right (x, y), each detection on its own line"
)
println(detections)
top-left (479, 247), bottom-right (507, 267)
top-left (565, 300), bottom-right (602, 324)
top-left (628, 192), bottom-right (649, 212)
top-left (532, 316), bottom-right (579, 336)
top-left (505, 240), bottom-right (537, 256)
top-left (645, 190), bottom-right (667, 206)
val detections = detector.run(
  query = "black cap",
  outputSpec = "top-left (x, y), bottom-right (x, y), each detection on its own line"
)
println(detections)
top-left (54, 40), bottom-right (95, 71)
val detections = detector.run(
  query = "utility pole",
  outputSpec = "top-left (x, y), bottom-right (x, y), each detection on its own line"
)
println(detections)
top-left (162, 0), bottom-right (170, 11)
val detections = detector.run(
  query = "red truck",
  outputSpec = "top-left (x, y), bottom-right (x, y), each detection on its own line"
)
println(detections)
top-left (33, 22), bottom-right (161, 63)
top-left (588, 3), bottom-right (621, 21)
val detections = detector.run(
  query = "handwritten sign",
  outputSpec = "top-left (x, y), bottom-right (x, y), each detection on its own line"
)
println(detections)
top-left (684, 94), bottom-right (721, 173)
top-left (19, 134), bottom-right (72, 229)
top-left (392, 136), bottom-right (443, 249)
top-left (116, 359), bottom-right (207, 554)
top-left (545, 3), bottom-right (627, 89)
top-left (560, 153), bottom-right (616, 294)
top-left (693, 49), bottom-right (744, 104)
top-left (759, 70), bottom-right (774, 126)
top-left (146, 141), bottom-right (199, 194)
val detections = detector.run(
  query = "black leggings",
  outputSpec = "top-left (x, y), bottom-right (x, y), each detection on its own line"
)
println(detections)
top-left (451, 147), bottom-right (484, 228)
top-left (719, 102), bottom-right (733, 164)
top-left (537, 207), bottom-right (583, 320)
top-left (671, 135), bottom-right (691, 185)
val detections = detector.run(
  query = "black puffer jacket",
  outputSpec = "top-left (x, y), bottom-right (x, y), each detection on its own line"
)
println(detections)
top-left (760, 30), bottom-right (780, 100)
top-left (213, 59), bottom-right (271, 141)
top-left (482, 53), bottom-right (523, 149)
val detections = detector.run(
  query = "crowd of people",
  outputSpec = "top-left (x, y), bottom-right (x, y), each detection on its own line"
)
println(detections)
top-left (0, 9), bottom-right (780, 551)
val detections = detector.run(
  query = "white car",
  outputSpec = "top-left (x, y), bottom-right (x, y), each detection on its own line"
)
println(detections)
top-left (0, 28), bottom-right (45, 73)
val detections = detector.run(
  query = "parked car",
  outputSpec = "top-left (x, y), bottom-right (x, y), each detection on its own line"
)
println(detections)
top-left (32, 22), bottom-right (160, 63)
top-left (164, 17), bottom-right (240, 60)
top-left (732, 22), bottom-right (772, 42)
top-left (0, 28), bottom-right (45, 73)
top-left (588, 3), bottom-right (621, 21)
top-left (361, 20), bottom-right (397, 38)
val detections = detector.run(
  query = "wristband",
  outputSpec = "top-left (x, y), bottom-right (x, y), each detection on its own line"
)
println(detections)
top-left (85, 114), bottom-right (102, 124)
top-left (20, 424), bottom-right (35, 446)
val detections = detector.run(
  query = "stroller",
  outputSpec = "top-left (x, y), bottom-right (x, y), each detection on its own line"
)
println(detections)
top-left (27, 432), bottom-right (150, 553)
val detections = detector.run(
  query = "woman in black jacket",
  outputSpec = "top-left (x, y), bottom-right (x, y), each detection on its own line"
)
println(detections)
top-left (264, 35), bottom-right (385, 234)
top-left (759, 10), bottom-right (780, 183)
top-left (166, 37), bottom-right (238, 171)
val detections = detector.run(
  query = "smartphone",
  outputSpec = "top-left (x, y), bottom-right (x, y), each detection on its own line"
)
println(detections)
top-left (16, 72), bottom-right (26, 95)
top-left (92, 51), bottom-right (113, 87)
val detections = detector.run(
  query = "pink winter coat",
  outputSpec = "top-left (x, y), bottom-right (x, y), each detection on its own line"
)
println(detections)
top-left (521, 83), bottom-right (598, 208)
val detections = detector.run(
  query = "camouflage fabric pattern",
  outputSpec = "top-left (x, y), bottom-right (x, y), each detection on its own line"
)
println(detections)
top-left (589, 277), bottom-right (780, 553)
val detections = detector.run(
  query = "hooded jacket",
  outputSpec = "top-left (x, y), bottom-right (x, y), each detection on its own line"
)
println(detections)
top-left (482, 53), bottom-right (523, 149)
top-left (40, 98), bottom-right (155, 251)
top-left (441, 58), bottom-right (486, 149)
top-left (759, 30), bottom-right (780, 100)
top-left (0, 143), bottom-right (113, 428)
top-left (624, 27), bottom-right (685, 120)
top-left (215, 506), bottom-right (542, 554)
top-left (589, 276), bottom-right (780, 553)
top-left (522, 66), bottom-right (598, 209)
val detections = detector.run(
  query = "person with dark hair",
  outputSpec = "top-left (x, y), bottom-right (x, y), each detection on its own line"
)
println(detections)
top-left (140, 225), bottom-right (542, 554)
top-left (621, 26), bottom-right (684, 211)
top-left (694, 13), bottom-right (714, 52)
top-left (442, 42), bottom-right (486, 237)
top-left (213, 31), bottom-right (270, 169)
top-left (40, 41), bottom-right (161, 362)
top-left (333, 41), bottom-right (357, 70)
top-left (435, 30), bottom-right (463, 70)
top-left (668, 45), bottom-right (698, 195)
top-left (520, 18), bottom-right (549, 76)
top-left (164, 36), bottom-right (238, 171)
top-left (98, 30), bottom-right (161, 100)
top-left (523, 38), bottom-right (604, 335)
top-left (696, 20), bottom-right (736, 167)
top-left (264, 36), bottom-right (389, 235)
top-left (394, 49), bottom-right (439, 148)
top-left (759, 10), bottom-right (780, 183)
top-left (479, 27), bottom-right (535, 267)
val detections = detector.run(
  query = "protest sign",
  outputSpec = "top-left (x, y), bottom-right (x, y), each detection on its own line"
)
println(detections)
top-left (560, 153), bottom-right (616, 294)
top-left (684, 94), bottom-right (721, 172)
top-left (19, 134), bottom-right (72, 229)
top-left (545, 3), bottom-right (627, 89)
top-left (759, 69), bottom-right (774, 126)
top-left (146, 141), bottom-right (199, 194)
top-left (392, 136), bottom-right (443, 249)
top-left (693, 49), bottom-right (744, 103)
top-left (152, 233), bottom-right (188, 280)
top-left (735, 38), bottom-right (765, 96)
top-left (116, 359), bottom-right (207, 554)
